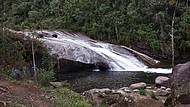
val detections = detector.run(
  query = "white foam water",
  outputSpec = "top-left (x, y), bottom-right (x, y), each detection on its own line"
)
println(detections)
top-left (10, 29), bottom-right (172, 74)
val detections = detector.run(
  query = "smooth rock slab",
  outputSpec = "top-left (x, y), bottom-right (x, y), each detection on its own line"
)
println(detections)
top-left (129, 82), bottom-right (147, 89)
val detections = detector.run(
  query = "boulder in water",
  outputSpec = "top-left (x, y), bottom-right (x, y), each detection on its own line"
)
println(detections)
top-left (155, 76), bottom-right (170, 88)
top-left (129, 82), bottom-right (147, 89)
top-left (172, 62), bottom-right (190, 105)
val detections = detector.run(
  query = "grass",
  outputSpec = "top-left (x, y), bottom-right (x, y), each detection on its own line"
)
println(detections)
top-left (50, 88), bottom-right (92, 107)
top-left (139, 89), bottom-right (147, 96)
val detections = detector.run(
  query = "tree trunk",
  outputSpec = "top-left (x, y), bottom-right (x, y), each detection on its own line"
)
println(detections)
top-left (1, 0), bottom-right (5, 65)
top-left (31, 33), bottom-right (37, 83)
top-left (171, 1), bottom-right (178, 106)
top-left (115, 23), bottom-right (119, 42)
top-left (171, 0), bottom-right (178, 68)
top-left (187, 0), bottom-right (189, 8)
top-left (57, 58), bottom-right (60, 72)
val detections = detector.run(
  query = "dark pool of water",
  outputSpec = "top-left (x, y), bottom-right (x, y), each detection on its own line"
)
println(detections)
top-left (56, 71), bottom-right (169, 92)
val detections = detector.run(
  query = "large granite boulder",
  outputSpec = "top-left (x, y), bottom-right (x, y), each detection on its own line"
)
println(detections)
top-left (129, 82), bottom-right (147, 89)
top-left (172, 62), bottom-right (190, 105)
top-left (155, 76), bottom-right (170, 88)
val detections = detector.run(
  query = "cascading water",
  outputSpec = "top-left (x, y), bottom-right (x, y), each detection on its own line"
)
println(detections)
top-left (9, 29), bottom-right (172, 73)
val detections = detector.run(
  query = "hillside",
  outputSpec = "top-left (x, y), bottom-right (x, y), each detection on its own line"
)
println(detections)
top-left (1, 0), bottom-right (190, 60)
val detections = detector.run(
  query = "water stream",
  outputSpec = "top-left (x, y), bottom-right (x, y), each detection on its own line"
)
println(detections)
top-left (10, 29), bottom-right (172, 73)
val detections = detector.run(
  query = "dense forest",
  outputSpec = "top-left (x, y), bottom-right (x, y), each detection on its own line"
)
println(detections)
top-left (0, 0), bottom-right (190, 60)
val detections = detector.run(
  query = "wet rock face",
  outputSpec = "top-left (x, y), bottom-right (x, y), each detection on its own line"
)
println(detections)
top-left (29, 31), bottom-right (150, 71)
top-left (56, 59), bottom-right (95, 73)
top-left (95, 62), bottom-right (109, 71)
top-left (172, 62), bottom-right (190, 104)
top-left (10, 29), bottom-right (171, 73)
top-left (55, 58), bottom-right (110, 73)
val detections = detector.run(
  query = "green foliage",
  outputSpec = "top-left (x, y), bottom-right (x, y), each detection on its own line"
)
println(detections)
top-left (0, 31), bottom-right (26, 69)
top-left (51, 88), bottom-right (92, 107)
top-left (147, 91), bottom-right (158, 100)
top-left (0, 67), bottom-right (11, 78)
top-left (37, 68), bottom-right (55, 86)
top-left (28, 11), bottom-right (42, 22)
top-left (1, 0), bottom-right (190, 58)
top-left (139, 89), bottom-right (147, 96)
top-left (0, 30), bottom-right (56, 84)
top-left (164, 95), bottom-right (172, 107)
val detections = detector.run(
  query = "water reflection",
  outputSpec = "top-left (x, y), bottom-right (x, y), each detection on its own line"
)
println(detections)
top-left (56, 71), bottom-right (169, 92)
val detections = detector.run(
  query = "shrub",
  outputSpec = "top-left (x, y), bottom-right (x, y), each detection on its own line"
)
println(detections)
top-left (139, 89), bottom-right (147, 96)
top-left (0, 67), bottom-right (11, 78)
top-left (148, 91), bottom-right (158, 100)
top-left (37, 68), bottom-right (55, 86)
top-left (51, 88), bottom-right (92, 107)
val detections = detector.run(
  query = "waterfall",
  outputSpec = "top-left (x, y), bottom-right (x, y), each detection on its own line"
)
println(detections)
top-left (9, 29), bottom-right (172, 73)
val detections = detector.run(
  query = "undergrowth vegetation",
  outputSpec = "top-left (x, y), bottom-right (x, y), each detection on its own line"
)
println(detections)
top-left (0, 30), bottom-right (56, 86)
top-left (51, 88), bottom-right (92, 107)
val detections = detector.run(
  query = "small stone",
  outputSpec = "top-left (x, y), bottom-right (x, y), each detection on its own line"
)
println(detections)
top-left (120, 87), bottom-right (129, 90)
top-left (97, 93), bottom-right (106, 98)
top-left (133, 89), bottom-right (140, 93)
top-left (161, 86), bottom-right (166, 90)
top-left (0, 101), bottom-right (6, 107)
top-left (99, 88), bottom-right (111, 93)
top-left (50, 81), bottom-right (70, 88)
top-left (124, 97), bottom-right (128, 101)
top-left (146, 86), bottom-right (153, 89)
top-left (128, 100), bottom-right (132, 103)
top-left (49, 82), bottom-right (63, 88)
top-left (166, 88), bottom-right (171, 92)
top-left (125, 89), bottom-right (132, 93)
top-left (45, 95), bottom-right (51, 99)
top-left (129, 82), bottom-right (147, 89)
top-left (0, 86), bottom-right (8, 93)
top-left (27, 80), bottom-right (34, 84)
top-left (113, 89), bottom-right (126, 95)
top-left (120, 87), bottom-right (131, 93)
top-left (155, 89), bottom-right (169, 96)
top-left (153, 90), bottom-right (157, 93)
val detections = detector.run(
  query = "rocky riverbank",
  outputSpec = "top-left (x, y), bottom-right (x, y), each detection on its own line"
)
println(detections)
top-left (82, 81), bottom-right (171, 107)
top-left (80, 62), bottom-right (190, 107)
